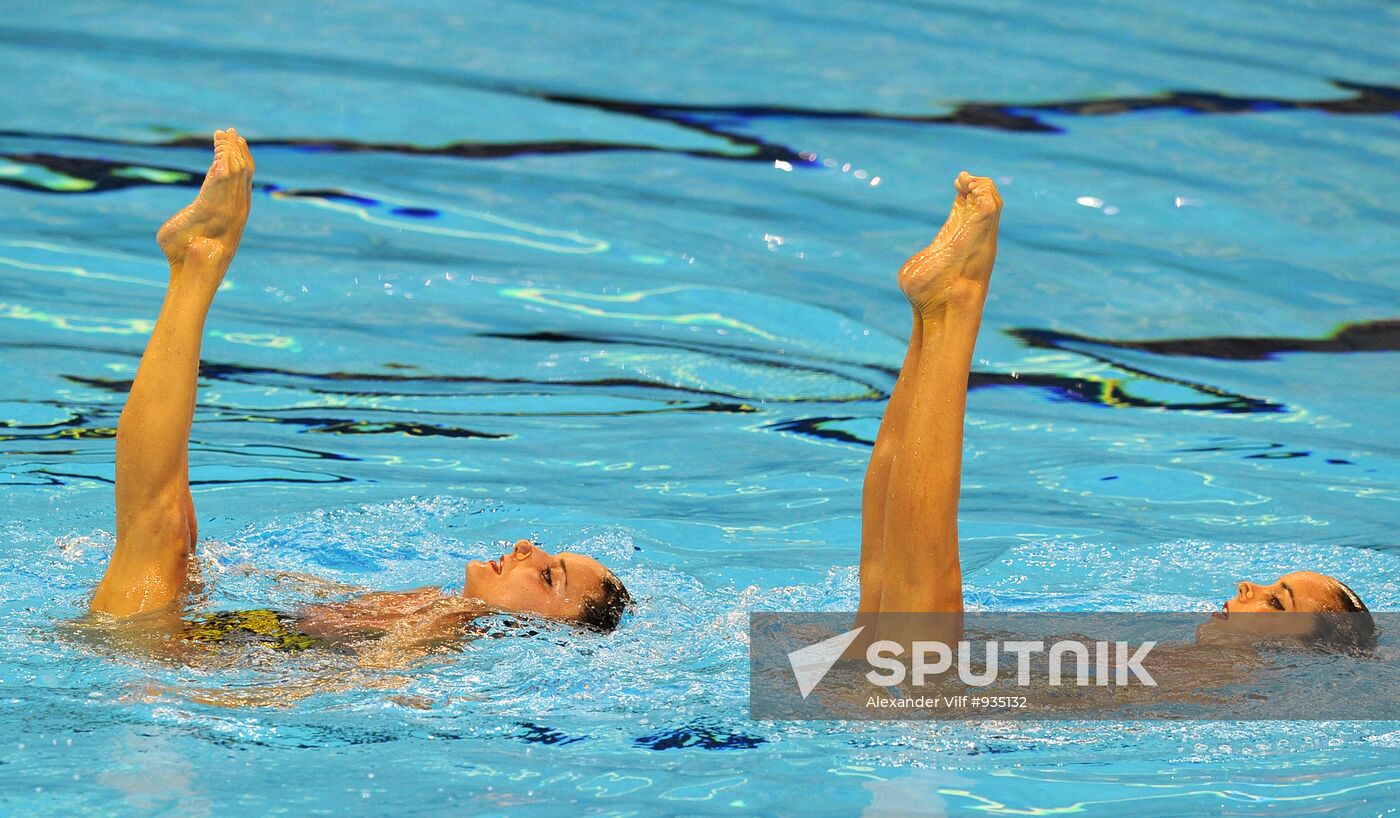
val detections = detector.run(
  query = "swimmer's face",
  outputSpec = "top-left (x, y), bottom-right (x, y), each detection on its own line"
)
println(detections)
top-left (1222, 571), bottom-right (1342, 614)
top-left (1201, 571), bottom-right (1350, 640)
top-left (463, 540), bottom-right (611, 622)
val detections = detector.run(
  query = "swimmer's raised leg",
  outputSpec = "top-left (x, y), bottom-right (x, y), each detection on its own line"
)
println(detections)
top-left (861, 171), bottom-right (1000, 617)
top-left (90, 129), bottom-right (254, 617)
top-left (857, 307), bottom-right (922, 614)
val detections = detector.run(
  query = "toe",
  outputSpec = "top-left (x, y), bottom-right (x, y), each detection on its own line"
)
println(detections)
top-left (968, 179), bottom-right (1002, 212)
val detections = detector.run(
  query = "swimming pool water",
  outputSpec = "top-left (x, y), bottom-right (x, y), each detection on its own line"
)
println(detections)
top-left (2, 1), bottom-right (1398, 815)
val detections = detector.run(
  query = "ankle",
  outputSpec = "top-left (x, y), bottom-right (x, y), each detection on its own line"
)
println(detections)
top-left (166, 259), bottom-right (229, 301)
top-left (168, 236), bottom-right (237, 267)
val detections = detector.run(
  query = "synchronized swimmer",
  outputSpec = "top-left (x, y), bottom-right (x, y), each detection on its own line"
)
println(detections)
top-left (86, 129), bottom-right (1373, 665)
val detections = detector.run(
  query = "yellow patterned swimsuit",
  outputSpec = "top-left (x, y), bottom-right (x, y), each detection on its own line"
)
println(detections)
top-left (180, 609), bottom-right (321, 652)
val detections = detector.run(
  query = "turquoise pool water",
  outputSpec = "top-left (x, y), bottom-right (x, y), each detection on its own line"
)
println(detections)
top-left (2, 1), bottom-right (1398, 815)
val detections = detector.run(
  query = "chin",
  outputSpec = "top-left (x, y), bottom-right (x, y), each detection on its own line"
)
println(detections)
top-left (464, 561), bottom-right (491, 596)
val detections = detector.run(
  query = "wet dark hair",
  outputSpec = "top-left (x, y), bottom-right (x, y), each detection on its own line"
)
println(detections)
top-left (578, 571), bottom-right (631, 633)
top-left (1313, 580), bottom-right (1376, 654)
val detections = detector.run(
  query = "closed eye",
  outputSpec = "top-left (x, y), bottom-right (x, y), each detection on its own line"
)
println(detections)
top-left (1268, 595), bottom-right (1285, 611)
top-left (543, 567), bottom-right (554, 587)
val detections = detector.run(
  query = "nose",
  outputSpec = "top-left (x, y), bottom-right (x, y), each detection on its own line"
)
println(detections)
top-left (1237, 581), bottom-right (1253, 599)
top-left (512, 539), bottom-right (534, 559)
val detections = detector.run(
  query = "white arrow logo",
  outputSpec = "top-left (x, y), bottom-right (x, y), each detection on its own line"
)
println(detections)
top-left (788, 626), bottom-right (864, 699)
